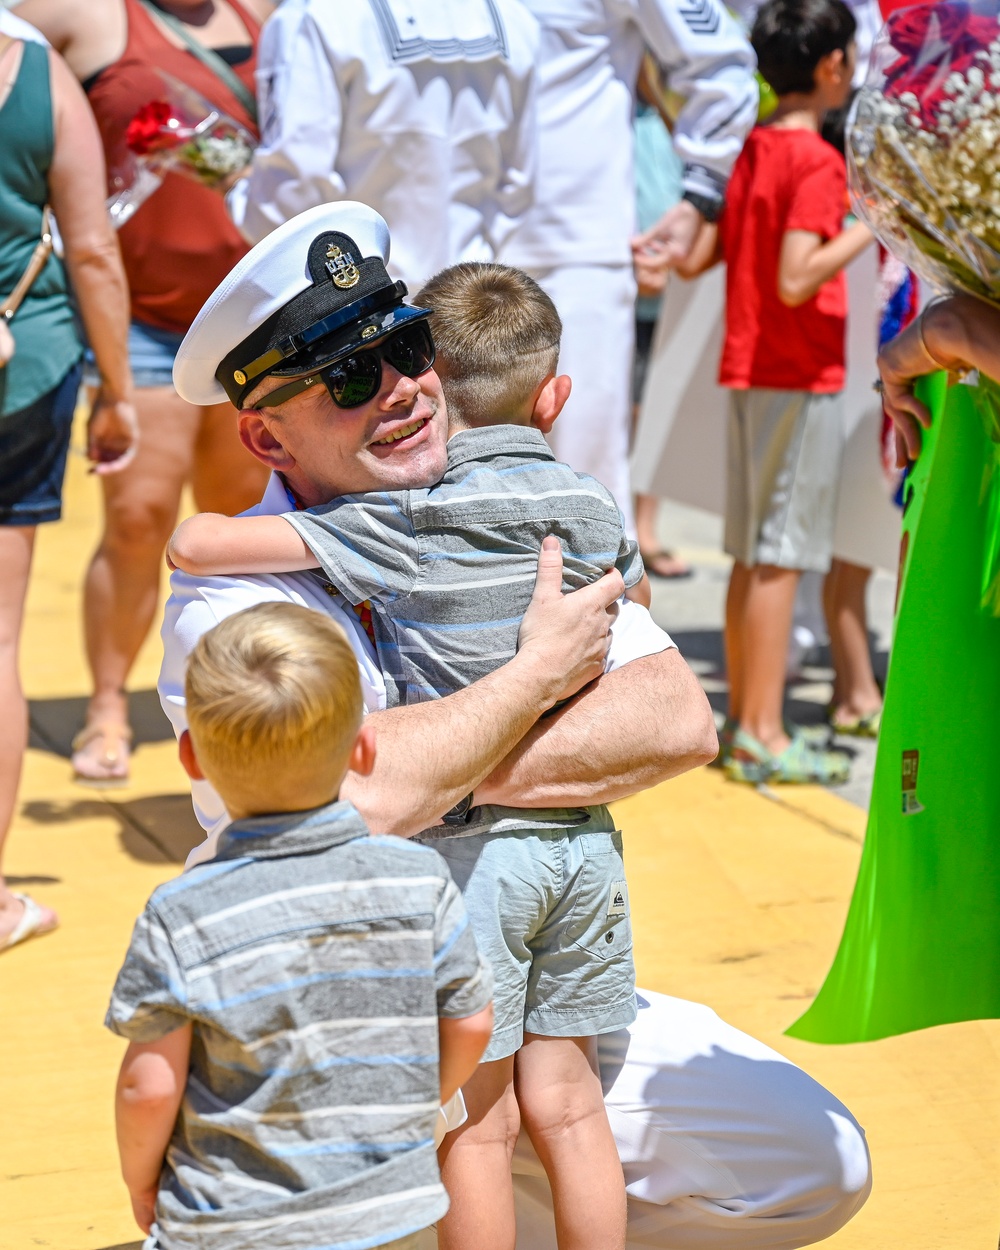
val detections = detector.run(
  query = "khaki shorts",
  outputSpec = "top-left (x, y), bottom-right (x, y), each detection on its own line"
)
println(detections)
top-left (428, 812), bottom-right (637, 1062)
top-left (724, 388), bottom-right (846, 573)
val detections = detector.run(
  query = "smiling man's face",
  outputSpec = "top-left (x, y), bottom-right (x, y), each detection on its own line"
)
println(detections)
top-left (239, 358), bottom-right (449, 508)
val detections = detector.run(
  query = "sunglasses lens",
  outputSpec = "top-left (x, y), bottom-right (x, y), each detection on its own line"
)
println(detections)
top-left (383, 323), bottom-right (435, 378)
top-left (326, 352), bottom-right (382, 408)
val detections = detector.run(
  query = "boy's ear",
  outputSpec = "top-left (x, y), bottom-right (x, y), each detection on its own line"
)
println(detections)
top-left (178, 730), bottom-right (205, 782)
top-left (530, 374), bottom-right (573, 435)
top-left (237, 408), bottom-right (297, 472)
top-left (348, 722), bottom-right (377, 779)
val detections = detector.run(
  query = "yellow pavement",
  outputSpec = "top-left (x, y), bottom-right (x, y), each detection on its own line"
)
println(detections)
top-left (1, 429), bottom-right (997, 1250)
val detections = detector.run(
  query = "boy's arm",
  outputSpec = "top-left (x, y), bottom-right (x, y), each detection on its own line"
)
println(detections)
top-left (674, 221), bottom-right (722, 279)
top-left (168, 513), bottom-right (317, 576)
top-left (115, 1025), bottom-right (193, 1234)
top-left (438, 1006), bottom-right (494, 1105)
top-left (778, 221), bottom-right (872, 307)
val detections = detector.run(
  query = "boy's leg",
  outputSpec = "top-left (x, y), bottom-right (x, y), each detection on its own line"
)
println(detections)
top-left (823, 558), bottom-right (883, 726)
top-left (437, 1056), bottom-right (520, 1250)
top-left (737, 563), bottom-right (801, 754)
top-left (515, 1033), bottom-right (626, 1250)
top-left (724, 560), bottom-right (751, 722)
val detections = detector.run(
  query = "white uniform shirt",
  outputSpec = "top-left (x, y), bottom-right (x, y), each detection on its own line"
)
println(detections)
top-left (500, 0), bottom-right (757, 269)
top-left (0, 9), bottom-right (48, 42)
top-left (228, 0), bottom-right (540, 292)
top-left (159, 471), bottom-right (675, 863)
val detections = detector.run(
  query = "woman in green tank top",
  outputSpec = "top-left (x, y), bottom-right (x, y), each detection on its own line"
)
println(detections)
top-left (0, 31), bottom-right (136, 954)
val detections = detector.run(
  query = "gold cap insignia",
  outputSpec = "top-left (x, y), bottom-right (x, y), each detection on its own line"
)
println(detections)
top-left (233, 369), bottom-right (247, 385)
top-left (325, 244), bottom-right (360, 290)
top-left (361, 325), bottom-right (378, 339)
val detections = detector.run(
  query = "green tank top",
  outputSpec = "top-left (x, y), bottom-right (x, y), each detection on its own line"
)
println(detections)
top-left (0, 41), bottom-right (83, 417)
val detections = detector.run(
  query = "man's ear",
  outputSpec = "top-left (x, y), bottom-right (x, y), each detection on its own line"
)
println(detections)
top-left (178, 730), bottom-right (205, 781)
top-left (348, 722), bottom-right (376, 779)
top-left (530, 374), bottom-right (573, 435)
top-left (237, 408), bottom-right (297, 472)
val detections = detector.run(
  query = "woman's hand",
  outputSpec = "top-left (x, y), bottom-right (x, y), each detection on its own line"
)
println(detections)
top-left (86, 390), bottom-right (139, 475)
top-left (877, 322), bottom-right (935, 467)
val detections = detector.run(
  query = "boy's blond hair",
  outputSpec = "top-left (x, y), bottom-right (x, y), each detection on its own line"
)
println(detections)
top-left (420, 262), bottom-right (561, 427)
top-left (185, 603), bottom-right (362, 816)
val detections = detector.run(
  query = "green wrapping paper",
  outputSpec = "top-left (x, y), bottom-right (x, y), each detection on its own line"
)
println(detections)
top-left (788, 373), bottom-right (1000, 1043)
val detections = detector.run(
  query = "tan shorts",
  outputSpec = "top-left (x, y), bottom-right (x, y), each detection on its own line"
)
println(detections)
top-left (724, 388), bottom-right (845, 573)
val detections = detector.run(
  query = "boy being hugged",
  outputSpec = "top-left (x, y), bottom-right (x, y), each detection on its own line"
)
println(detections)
top-left (168, 264), bottom-right (651, 1250)
top-left (681, 0), bottom-right (874, 783)
top-left (107, 603), bottom-right (493, 1250)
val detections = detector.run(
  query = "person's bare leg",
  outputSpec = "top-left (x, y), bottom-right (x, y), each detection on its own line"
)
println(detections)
top-left (724, 560), bottom-right (751, 723)
top-left (76, 388), bottom-right (200, 779)
top-left (437, 1056), bottom-right (519, 1250)
top-left (823, 558), bottom-right (882, 724)
top-left (738, 564), bottom-right (801, 754)
top-left (514, 1034), bottom-right (626, 1250)
top-left (634, 492), bottom-right (689, 577)
top-left (0, 527), bottom-right (56, 943)
top-left (190, 399), bottom-right (269, 515)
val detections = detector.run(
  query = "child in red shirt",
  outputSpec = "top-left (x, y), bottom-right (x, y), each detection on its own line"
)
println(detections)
top-left (680, 0), bottom-right (873, 783)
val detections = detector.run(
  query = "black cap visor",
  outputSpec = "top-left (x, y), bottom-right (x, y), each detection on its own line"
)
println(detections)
top-left (253, 303), bottom-right (433, 410)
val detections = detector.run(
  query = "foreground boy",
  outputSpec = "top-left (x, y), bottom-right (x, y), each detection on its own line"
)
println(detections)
top-left (168, 264), bottom-right (640, 1250)
top-left (680, 0), bottom-right (873, 783)
top-left (106, 603), bottom-right (493, 1250)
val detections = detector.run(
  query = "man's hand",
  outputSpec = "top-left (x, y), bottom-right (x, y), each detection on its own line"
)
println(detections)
top-left (87, 390), bottom-right (139, 475)
top-left (518, 536), bottom-right (624, 706)
top-left (631, 200), bottom-right (704, 277)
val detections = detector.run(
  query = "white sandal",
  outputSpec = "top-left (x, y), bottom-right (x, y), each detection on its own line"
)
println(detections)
top-left (0, 892), bottom-right (58, 953)
top-left (71, 721), bottom-right (132, 787)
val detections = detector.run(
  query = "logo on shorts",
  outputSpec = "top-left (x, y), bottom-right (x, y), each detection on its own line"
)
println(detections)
top-left (326, 244), bottom-right (360, 289)
top-left (607, 881), bottom-right (628, 916)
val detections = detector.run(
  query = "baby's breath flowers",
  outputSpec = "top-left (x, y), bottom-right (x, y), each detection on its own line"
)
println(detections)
top-left (849, 2), bottom-right (1000, 301)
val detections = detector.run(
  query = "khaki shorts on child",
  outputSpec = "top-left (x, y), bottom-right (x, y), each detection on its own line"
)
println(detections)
top-left (427, 810), bottom-right (637, 1062)
top-left (725, 388), bottom-right (846, 573)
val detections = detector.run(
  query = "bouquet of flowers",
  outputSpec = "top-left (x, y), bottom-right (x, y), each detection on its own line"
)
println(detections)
top-left (848, 1), bottom-right (1000, 302)
top-left (105, 70), bottom-right (254, 226)
top-left (125, 71), bottom-right (254, 189)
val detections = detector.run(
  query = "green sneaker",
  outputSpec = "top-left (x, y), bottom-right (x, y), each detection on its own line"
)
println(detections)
top-left (723, 727), bottom-right (851, 785)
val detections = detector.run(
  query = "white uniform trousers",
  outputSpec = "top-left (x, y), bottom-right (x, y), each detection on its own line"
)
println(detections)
top-left (418, 990), bottom-right (872, 1249)
top-left (523, 264), bottom-right (637, 536)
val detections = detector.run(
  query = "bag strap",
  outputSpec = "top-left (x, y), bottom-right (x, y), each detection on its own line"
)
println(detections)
top-left (1, 208), bottom-right (54, 323)
top-left (138, 0), bottom-right (258, 125)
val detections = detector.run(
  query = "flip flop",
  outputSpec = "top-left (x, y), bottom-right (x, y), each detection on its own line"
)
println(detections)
top-left (641, 550), bottom-right (693, 580)
top-left (0, 892), bottom-right (58, 953)
top-left (71, 721), bottom-right (132, 787)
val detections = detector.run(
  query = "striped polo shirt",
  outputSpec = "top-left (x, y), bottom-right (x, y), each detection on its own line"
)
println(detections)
top-left (285, 425), bottom-right (643, 710)
top-left (106, 800), bottom-right (491, 1250)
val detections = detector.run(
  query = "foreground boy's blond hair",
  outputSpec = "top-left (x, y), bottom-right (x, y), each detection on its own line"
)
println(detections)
top-left (185, 602), bottom-right (362, 815)
top-left (420, 262), bottom-right (561, 426)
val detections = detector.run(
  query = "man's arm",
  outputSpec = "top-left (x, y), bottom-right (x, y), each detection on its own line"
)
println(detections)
top-left (475, 647), bottom-right (718, 808)
top-left (340, 538), bottom-right (625, 833)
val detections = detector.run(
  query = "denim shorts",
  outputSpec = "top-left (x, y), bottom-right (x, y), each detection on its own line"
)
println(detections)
top-left (84, 318), bottom-right (185, 389)
top-left (0, 361), bottom-right (82, 526)
top-left (427, 809), bottom-right (637, 1062)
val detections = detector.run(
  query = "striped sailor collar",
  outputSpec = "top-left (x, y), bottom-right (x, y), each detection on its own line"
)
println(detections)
top-left (214, 799), bottom-right (371, 860)
top-left (446, 424), bottom-right (554, 469)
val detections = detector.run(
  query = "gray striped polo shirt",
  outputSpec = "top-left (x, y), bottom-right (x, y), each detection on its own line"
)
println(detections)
top-left (285, 425), bottom-right (643, 710)
top-left (106, 800), bottom-right (491, 1250)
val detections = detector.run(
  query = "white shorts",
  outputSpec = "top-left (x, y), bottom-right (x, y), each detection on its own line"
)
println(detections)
top-left (725, 389), bottom-right (846, 573)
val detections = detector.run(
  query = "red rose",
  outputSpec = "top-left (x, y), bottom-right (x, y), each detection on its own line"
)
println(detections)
top-left (125, 100), bottom-right (181, 156)
top-left (888, 2), bottom-right (970, 56)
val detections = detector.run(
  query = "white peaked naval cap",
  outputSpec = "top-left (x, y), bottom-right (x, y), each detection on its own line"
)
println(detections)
top-left (173, 202), bottom-right (419, 407)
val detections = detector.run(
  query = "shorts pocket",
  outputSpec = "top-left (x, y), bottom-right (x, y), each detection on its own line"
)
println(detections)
top-left (566, 830), bottom-right (632, 963)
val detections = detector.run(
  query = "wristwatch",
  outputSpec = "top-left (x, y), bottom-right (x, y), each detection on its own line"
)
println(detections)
top-left (441, 792), bottom-right (475, 826)
top-left (682, 189), bottom-right (724, 223)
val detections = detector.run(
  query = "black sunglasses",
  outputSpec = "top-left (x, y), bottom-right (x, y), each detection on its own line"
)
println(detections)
top-left (260, 321), bottom-right (436, 411)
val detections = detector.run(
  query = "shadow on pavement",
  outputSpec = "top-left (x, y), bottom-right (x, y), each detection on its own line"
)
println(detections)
top-left (20, 794), bottom-right (203, 865)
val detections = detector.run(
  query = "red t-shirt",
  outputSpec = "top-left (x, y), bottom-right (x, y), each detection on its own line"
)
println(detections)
top-left (718, 127), bottom-right (849, 393)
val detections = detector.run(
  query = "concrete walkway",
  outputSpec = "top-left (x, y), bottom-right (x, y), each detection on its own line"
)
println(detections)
top-left (1, 439), bottom-right (997, 1249)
